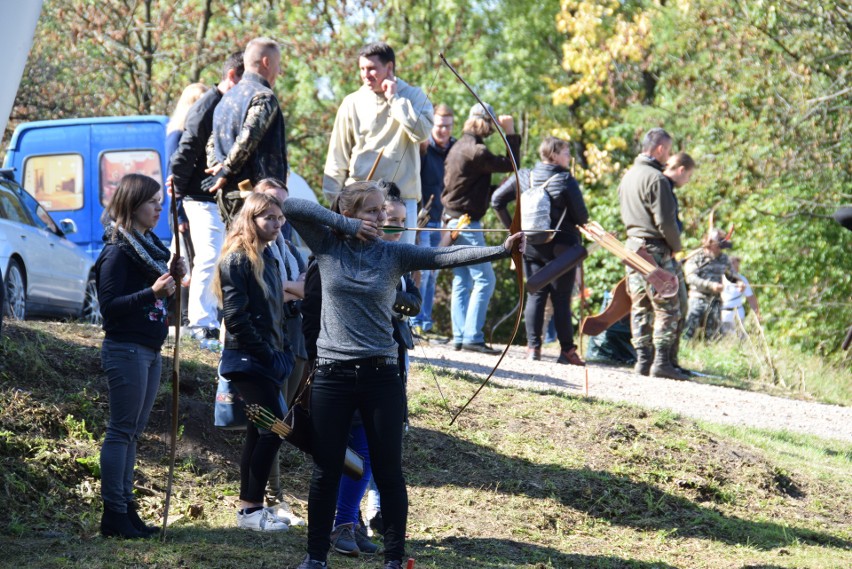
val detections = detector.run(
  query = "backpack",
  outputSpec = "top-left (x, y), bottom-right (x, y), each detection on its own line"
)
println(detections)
top-left (520, 171), bottom-right (566, 245)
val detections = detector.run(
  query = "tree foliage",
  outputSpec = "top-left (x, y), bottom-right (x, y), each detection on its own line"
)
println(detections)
top-left (556, 0), bottom-right (851, 353)
top-left (5, 0), bottom-right (849, 353)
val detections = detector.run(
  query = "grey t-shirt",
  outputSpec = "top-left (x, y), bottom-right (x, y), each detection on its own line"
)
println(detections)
top-left (281, 198), bottom-right (509, 360)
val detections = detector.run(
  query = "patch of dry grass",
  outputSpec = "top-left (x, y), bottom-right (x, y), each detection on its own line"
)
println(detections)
top-left (1, 321), bottom-right (850, 568)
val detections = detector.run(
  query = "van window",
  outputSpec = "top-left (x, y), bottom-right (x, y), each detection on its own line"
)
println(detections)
top-left (23, 154), bottom-right (84, 211)
top-left (100, 150), bottom-right (163, 207)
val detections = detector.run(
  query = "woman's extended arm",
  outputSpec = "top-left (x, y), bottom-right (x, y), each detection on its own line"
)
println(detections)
top-left (396, 232), bottom-right (524, 273)
top-left (280, 198), bottom-right (363, 251)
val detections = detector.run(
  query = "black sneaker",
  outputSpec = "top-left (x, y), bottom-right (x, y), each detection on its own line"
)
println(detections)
top-left (453, 343), bottom-right (462, 351)
top-left (368, 511), bottom-right (385, 536)
top-left (384, 561), bottom-right (403, 569)
top-left (461, 342), bottom-right (500, 355)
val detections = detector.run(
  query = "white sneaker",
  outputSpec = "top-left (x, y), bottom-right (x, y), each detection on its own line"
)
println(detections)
top-left (237, 508), bottom-right (289, 532)
top-left (266, 504), bottom-right (306, 527)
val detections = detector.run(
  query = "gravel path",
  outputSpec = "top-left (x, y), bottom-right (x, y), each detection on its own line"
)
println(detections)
top-left (411, 342), bottom-right (852, 443)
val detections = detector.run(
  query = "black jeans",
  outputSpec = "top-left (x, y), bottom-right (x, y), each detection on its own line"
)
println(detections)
top-left (228, 350), bottom-right (293, 503)
top-left (524, 256), bottom-right (577, 351)
top-left (307, 361), bottom-right (407, 563)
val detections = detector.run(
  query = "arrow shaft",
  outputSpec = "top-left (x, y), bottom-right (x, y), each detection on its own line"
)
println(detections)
top-left (385, 226), bottom-right (558, 233)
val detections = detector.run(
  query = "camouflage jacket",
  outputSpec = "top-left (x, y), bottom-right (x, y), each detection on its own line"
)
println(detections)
top-left (685, 249), bottom-right (739, 299)
top-left (210, 72), bottom-right (287, 192)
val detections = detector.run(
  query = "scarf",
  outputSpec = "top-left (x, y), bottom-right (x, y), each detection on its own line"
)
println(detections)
top-left (105, 224), bottom-right (171, 282)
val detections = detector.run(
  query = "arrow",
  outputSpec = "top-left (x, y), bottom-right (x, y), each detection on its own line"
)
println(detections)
top-left (381, 225), bottom-right (560, 235)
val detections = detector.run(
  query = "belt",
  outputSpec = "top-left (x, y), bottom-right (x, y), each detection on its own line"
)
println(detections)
top-left (316, 356), bottom-right (398, 368)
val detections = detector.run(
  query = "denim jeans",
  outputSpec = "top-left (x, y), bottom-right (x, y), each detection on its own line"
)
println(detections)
top-left (100, 339), bottom-right (162, 512)
top-left (448, 219), bottom-right (496, 344)
top-left (307, 362), bottom-right (407, 563)
top-left (334, 422), bottom-right (373, 527)
top-left (410, 221), bottom-right (442, 331)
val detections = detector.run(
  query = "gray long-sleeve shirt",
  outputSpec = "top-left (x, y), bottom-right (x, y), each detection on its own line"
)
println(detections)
top-left (281, 198), bottom-right (509, 360)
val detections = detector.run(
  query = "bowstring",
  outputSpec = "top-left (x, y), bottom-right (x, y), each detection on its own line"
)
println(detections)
top-left (388, 58), bottom-right (443, 186)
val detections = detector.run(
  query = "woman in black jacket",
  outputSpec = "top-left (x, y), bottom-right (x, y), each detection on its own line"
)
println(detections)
top-left (96, 173), bottom-right (184, 538)
top-left (492, 136), bottom-right (589, 365)
top-left (213, 192), bottom-right (293, 532)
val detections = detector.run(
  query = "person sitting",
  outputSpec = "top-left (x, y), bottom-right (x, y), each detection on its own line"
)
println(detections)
top-left (720, 256), bottom-right (759, 336)
top-left (684, 228), bottom-right (743, 341)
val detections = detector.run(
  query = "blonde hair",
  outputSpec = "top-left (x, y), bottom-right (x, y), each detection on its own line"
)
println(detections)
top-left (463, 117), bottom-right (493, 138)
top-left (330, 181), bottom-right (385, 216)
top-left (213, 192), bottom-right (283, 303)
top-left (167, 83), bottom-right (207, 133)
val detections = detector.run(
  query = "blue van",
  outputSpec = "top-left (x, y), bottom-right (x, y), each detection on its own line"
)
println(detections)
top-left (3, 116), bottom-right (173, 260)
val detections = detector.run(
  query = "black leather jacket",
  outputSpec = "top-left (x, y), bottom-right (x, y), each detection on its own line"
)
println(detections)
top-left (219, 247), bottom-right (289, 360)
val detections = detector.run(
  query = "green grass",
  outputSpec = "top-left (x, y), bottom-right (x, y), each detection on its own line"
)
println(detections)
top-left (679, 315), bottom-right (852, 406)
top-left (1, 320), bottom-right (851, 568)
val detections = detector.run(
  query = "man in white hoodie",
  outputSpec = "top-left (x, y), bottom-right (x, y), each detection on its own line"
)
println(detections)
top-left (323, 42), bottom-right (433, 244)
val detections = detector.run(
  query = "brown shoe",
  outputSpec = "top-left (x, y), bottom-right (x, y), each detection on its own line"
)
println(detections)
top-left (527, 347), bottom-right (541, 361)
top-left (557, 347), bottom-right (585, 366)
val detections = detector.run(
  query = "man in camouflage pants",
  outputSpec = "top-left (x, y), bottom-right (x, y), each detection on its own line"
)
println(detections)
top-left (663, 152), bottom-right (696, 373)
top-left (618, 128), bottom-right (687, 380)
top-left (684, 229), bottom-right (743, 341)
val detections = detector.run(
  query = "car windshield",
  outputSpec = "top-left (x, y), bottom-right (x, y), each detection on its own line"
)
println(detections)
top-left (17, 184), bottom-right (60, 234)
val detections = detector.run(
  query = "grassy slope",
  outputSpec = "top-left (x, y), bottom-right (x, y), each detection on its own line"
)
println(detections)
top-left (0, 321), bottom-right (850, 568)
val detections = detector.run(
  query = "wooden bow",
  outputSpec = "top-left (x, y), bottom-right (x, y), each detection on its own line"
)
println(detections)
top-left (440, 53), bottom-right (524, 425)
top-left (161, 193), bottom-right (182, 539)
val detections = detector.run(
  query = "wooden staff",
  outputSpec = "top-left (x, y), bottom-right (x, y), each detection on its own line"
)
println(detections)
top-left (366, 148), bottom-right (385, 181)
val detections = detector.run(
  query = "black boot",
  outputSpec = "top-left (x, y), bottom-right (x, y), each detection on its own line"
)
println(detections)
top-left (101, 506), bottom-right (151, 539)
top-left (650, 347), bottom-right (690, 380)
top-left (669, 343), bottom-right (693, 376)
top-left (127, 501), bottom-right (160, 536)
top-left (634, 346), bottom-right (653, 376)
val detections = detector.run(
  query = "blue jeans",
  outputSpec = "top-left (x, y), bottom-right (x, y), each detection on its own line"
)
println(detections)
top-left (410, 221), bottom-right (442, 331)
top-left (307, 361), bottom-right (407, 563)
top-left (449, 219), bottom-right (495, 344)
top-left (100, 339), bottom-right (162, 512)
top-left (334, 422), bottom-right (373, 527)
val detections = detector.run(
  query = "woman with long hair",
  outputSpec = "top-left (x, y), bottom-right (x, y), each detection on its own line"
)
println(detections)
top-left (96, 173), bottom-right (184, 538)
top-left (283, 181), bottom-right (524, 569)
top-left (213, 192), bottom-right (294, 532)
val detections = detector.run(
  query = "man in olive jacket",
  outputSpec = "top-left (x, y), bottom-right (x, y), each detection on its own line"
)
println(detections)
top-left (618, 128), bottom-right (687, 380)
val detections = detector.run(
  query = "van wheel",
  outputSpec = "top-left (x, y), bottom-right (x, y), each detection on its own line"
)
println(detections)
top-left (82, 276), bottom-right (102, 326)
top-left (3, 260), bottom-right (27, 321)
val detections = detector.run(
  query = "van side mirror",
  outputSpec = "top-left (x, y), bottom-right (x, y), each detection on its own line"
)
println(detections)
top-left (59, 219), bottom-right (78, 235)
